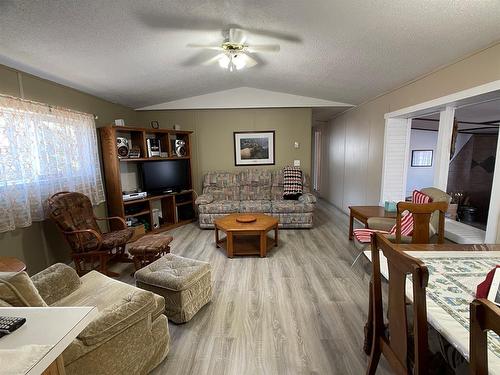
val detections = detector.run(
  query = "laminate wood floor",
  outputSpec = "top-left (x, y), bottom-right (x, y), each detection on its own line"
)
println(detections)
top-left (116, 200), bottom-right (391, 374)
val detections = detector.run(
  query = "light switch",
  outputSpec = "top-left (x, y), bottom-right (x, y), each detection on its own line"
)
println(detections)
top-left (294, 160), bottom-right (300, 167)
top-left (294, 141), bottom-right (300, 149)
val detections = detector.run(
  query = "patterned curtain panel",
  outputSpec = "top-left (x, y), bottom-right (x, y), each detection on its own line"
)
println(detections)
top-left (0, 95), bottom-right (105, 233)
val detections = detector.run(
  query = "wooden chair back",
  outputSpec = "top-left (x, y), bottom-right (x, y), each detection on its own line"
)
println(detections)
top-left (46, 191), bottom-right (102, 252)
top-left (470, 298), bottom-right (500, 375)
top-left (367, 233), bottom-right (430, 375)
top-left (396, 201), bottom-right (448, 244)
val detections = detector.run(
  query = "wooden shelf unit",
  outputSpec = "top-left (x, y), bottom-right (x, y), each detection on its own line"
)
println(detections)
top-left (99, 125), bottom-right (195, 233)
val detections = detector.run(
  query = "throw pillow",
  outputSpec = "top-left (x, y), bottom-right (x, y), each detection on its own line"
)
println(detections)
top-left (412, 190), bottom-right (432, 204)
top-left (283, 166), bottom-right (303, 199)
top-left (0, 271), bottom-right (47, 307)
top-left (389, 211), bottom-right (414, 236)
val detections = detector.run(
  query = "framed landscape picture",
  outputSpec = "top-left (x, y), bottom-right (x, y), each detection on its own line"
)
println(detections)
top-left (234, 131), bottom-right (275, 166)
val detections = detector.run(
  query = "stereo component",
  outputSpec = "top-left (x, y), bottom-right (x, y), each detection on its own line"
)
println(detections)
top-left (116, 137), bottom-right (129, 158)
top-left (147, 138), bottom-right (161, 157)
top-left (175, 139), bottom-right (187, 157)
top-left (160, 151), bottom-right (169, 158)
top-left (122, 191), bottom-right (148, 201)
top-left (128, 146), bottom-right (141, 158)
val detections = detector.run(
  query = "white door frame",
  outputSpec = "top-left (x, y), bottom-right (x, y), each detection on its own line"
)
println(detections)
top-left (433, 106), bottom-right (456, 190)
top-left (383, 79), bottom-right (500, 243)
top-left (379, 118), bottom-right (412, 204)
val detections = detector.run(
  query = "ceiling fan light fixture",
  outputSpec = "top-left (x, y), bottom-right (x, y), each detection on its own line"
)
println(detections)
top-left (217, 53), bottom-right (231, 69)
top-left (217, 52), bottom-right (247, 72)
top-left (232, 54), bottom-right (247, 70)
top-left (187, 28), bottom-right (279, 71)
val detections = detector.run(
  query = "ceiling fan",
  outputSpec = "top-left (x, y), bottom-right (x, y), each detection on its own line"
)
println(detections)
top-left (187, 28), bottom-right (280, 72)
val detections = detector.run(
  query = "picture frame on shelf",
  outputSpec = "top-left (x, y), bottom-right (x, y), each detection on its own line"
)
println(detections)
top-left (233, 131), bottom-right (275, 166)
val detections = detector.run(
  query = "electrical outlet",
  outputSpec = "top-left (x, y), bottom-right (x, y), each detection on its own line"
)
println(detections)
top-left (294, 160), bottom-right (300, 167)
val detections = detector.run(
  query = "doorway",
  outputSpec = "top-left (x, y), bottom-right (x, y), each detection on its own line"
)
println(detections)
top-left (381, 80), bottom-right (500, 242)
top-left (312, 128), bottom-right (322, 192)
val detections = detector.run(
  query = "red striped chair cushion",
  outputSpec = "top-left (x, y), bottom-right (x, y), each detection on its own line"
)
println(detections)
top-left (412, 190), bottom-right (432, 204)
top-left (353, 228), bottom-right (389, 243)
top-left (389, 211), bottom-right (414, 236)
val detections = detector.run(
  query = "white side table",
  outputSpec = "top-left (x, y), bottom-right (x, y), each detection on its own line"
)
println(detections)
top-left (0, 306), bottom-right (97, 375)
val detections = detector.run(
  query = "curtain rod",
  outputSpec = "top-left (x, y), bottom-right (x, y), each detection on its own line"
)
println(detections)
top-left (0, 93), bottom-right (99, 120)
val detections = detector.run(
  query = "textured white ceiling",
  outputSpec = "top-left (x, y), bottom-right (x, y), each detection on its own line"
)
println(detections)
top-left (1, 0), bottom-right (499, 108)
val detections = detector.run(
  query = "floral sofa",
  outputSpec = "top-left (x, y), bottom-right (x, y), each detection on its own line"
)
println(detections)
top-left (195, 169), bottom-right (316, 228)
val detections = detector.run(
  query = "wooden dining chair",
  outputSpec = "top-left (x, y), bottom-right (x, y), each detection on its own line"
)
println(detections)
top-left (366, 232), bottom-right (430, 375)
top-left (470, 298), bottom-right (500, 375)
top-left (395, 201), bottom-right (448, 244)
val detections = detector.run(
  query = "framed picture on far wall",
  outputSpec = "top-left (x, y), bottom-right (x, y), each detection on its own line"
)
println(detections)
top-left (411, 149), bottom-right (433, 167)
top-left (234, 131), bottom-right (275, 166)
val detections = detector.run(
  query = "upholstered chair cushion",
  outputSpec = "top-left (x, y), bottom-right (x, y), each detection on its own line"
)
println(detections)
top-left (0, 299), bottom-right (12, 307)
top-left (272, 200), bottom-right (315, 214)
top-left (31, 263), bottom-right (82, 305)
top-left (46, 192), bottom-right (102, 252)
top-left (195, 193), bottom-right (214, 205)
top-left (78, 290), bottom-right (157, 346)
top-left (238, 169), bottom-right (272, 200)
top-left (239, 200), bottom-right (272, 213)
top-left (198, 201), bottom-right (240, 214)
top-left (202, 171), bottom-right (240, 200)
top-left (0, 271), bottom-right (47, 307)
top-left (298, 193), bottom-right (317, 204)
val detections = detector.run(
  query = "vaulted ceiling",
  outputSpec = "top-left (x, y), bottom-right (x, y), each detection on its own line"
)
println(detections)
top-left (1, 0), bottom-right (499, 109)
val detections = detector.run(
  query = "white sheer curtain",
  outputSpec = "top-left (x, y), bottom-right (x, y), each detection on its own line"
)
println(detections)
top-left (0, 95), bottom-right (105, 233)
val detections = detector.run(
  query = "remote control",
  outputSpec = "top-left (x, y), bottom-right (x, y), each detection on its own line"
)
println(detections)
top-left (0, 316), bottom-right (26, 338)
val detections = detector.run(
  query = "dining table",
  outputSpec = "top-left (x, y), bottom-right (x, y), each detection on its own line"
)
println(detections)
top-left (363, 243), bottom-right (500, 374)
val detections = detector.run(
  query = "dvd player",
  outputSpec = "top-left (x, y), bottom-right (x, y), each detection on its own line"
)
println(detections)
top-left (123, 191), bottom-right (147, 201)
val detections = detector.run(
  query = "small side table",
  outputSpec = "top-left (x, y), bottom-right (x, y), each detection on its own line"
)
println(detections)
top-left (0, 256), bottom-right (27, 272)
top-left (0, 306), bottom-right (97, 375)
top-left (348, 206), bottom-right (396, 240)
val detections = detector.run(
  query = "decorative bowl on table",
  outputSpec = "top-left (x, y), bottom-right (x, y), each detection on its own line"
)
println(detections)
top-left (236, 214), bottom-right (257, 223)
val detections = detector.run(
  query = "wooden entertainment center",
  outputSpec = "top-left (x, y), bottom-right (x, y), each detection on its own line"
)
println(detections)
top-left (99, 125), bottom-right (195, 234)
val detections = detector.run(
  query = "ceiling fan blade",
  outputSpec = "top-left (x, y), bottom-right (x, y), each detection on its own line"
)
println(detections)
top-left (229, 28), bottom-right (247, 44)
top-left (240, 27), bottom-right (301, 43)
top-left (181, 50), bottom-right (222, 67)
top-left (186, 43), bottom-right (224, 51)
top-left (201, 53), bottom-right (226, 66)
top-left (136, 13), bottom-right (302, 43)
top-left (241, 53), bottom-right (258, 68)
top-left (246, 44), bottom-right (280, 53)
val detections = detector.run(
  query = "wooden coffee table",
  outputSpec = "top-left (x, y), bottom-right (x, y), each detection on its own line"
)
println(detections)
top-left (214, 213), bottom-right (279, 258)
top-left (348, 206), bottom-right (396, 240)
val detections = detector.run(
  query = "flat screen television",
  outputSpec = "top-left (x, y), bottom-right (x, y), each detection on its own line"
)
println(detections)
top-left (141, 160), bottom-right (190, 194)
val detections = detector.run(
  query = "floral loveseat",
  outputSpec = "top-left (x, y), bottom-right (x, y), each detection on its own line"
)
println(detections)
top-left (195, 169), bottom-right (316, 228)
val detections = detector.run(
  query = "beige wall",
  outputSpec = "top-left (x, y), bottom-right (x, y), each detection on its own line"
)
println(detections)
top-left (0, 64), bottom-right (138, 273)
top-left (137, 108), bottom-right (312, 193)
top-left (319, 42), bottom-right (500, 241)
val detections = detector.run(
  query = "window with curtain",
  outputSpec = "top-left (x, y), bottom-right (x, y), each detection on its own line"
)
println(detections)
top-left (0, 95), bottom-right (105, 233)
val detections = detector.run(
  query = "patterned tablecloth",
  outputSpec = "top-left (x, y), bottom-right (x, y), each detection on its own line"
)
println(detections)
top-left (364, 250), bottom-right (500, 374)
